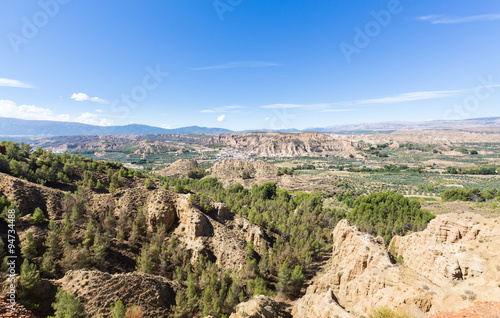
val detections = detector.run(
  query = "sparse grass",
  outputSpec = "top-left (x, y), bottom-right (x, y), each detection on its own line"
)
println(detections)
top-left (369, 307), bottom-right (415, 318)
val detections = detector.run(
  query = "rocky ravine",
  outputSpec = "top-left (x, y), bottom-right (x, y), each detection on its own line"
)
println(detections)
top-left (292, 212), bottom-right (500, 317)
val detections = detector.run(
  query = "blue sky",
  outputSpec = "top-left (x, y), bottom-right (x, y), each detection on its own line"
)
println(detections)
top-left (1, 0), bottom-right (499, 130)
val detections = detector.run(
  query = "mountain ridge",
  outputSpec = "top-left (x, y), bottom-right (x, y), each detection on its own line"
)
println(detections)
top-left (0, 116), bottom-right (499, 136)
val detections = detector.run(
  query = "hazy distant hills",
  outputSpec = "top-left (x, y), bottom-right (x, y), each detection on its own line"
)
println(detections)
top-left (0, 116), bottom-right (498, 137)
top-left (307, 117), bottom-right (500, 133)
top-left (0, 117), bottom-right (232, 136)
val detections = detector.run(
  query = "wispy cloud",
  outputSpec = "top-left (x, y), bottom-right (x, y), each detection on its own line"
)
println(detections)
top-left (217, 114), bottom-right (226, 122)
top-left (0, 99), bottom-right (114, 126)
top-left (259, 83), bottom-right (500, 112)
top-left (321, 108), bottom-right (358, 112)
top-left (201, 105), bottom-right (246, 113)
top-left (338, 90), bottom-right (461, 107)
top-left (418, 14), bottom-right (500, 24)
top-left (260, 103), bottom-right (330, 110)
top-left (71, 92), bottom-right (109, 104)
top-left (191, 61), bottom-right (281, 71)
top-left (335, 84), bottom-right (500, 107)
top-left (0, 78), bottom-right (35, 88)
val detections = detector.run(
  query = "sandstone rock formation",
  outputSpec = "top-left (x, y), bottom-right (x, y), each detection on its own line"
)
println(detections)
top-left (229, 295), bottom-right (291, 318)
top-left (174, 194), bottom-right (267, 271)
top-left (293, 212), bottom-right (500, 317)
top-left (58, 270), bottom-right (176, 318)
top-left (428, 301), bottom-right (500, 318)
top-left (144, 188), bottom-right (177, 231)
top-left (154, 159), bottom-right (199, 179)
top-left (208, 132), bottom-right (358, 156)
top-left (389, 212), bottom-right (500, 314)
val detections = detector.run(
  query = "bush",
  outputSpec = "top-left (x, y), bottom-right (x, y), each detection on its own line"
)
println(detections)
top-left (369, 307), bottom-right (414, 318)
top-left (240, 170), bottom-right (251, 179)
top-left (145, 178), bottom-right (154, 189)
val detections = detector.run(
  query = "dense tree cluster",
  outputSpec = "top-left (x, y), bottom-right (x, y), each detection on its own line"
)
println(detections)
top-left (347, 191), bottom-right (435, 244)
top-left (441, 187), bottom-right (498, 202)
top-left (160, 176), bottom-right (346, 312)
top-left (446, 165), bottom-right (498, 175)
top-left (187, 167), bottom-right (208, 179)
top-left (0, 141), bottom-right (144, 191)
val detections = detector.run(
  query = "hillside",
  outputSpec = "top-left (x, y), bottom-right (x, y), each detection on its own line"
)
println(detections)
top-left (0, 140), bottom-right (499, 317)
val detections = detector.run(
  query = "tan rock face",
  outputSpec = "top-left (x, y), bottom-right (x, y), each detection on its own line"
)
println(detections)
top-left (58, 270), bottom-right (176, 318)
top-left (229, 295), bottom-right (291, 318)
top-left (293, 213), bottom-right (500, 317)
top-left (145, 188), bottom-right (177, 231)
top-left (208, 132), bottom-right (358, 157)
top-left (294, 219), bottom-right (433, 317)
top-left (389, 212), bottom-right (500, 313)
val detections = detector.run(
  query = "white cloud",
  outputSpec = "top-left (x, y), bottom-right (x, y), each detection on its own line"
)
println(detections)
top-left (201, 105), bottom-right (246, 113)
top-left (0, 78), bottom-right (35, 88)
top-left (95, 109), bottom-right (103, 113)
top-left (217, 114), bottom-right (226, 122)
top-left (191, 61), bottom-right (281, 71)
top-left (161, 124), bottom-right (172, 129)
top-left (0, 99), bottom-right (114, 126)
top-left (75, 112), bottom-right (114, 126)
top-left (0, 99), bottom-right (68, 121)
top-left (71, 93), bottom-right (109, 104)
top-left (418, 14), bottom-right (500, 24)
top-left (265, 117), bottom-right (271, 121)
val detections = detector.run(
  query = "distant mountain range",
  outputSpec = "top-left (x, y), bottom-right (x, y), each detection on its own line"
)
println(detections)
top-left (0, 116), bottom-right (498, 137)
top-left (0, 117), bottom-right (232, 136)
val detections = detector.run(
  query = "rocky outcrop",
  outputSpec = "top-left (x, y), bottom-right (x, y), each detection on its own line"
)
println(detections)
top-left (0, 172), bottom-right (65, 219)
top-left (293, 213), bottom-right (500, 317)
top-left (144, 188), bottom-right (177, 231)
top-left (174, 195), bottom-right (247, 270)
top-left (293, 219), bottom-right (433, 317)
top-left (208, 132), bottom-right (358, 156)
top-left (389, 212), bottom-right (500, 313)
top-left (58, 270), bottom-right (176, 318)
top-left (428, 301), bottom-right (500, 318)
top-left (229, 295), bottom-right (291, 318)
top-left (154, 159), bottom-right (199, 179)
top-left (209, 159), bottom-right (279, 186)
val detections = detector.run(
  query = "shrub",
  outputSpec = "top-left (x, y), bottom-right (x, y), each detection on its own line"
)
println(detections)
top-left (145, 178), bottom-right (154, 189)
top-left (369, 306), bottom-right (414, 318)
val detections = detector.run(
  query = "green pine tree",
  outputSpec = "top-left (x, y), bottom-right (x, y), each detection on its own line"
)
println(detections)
top-left (111, 300), bottom-right (126, 318)
top-left (50, 288), bottom-right (87, 318)
top-left (21, 231), bottom-right (37, 260)
top-left (30, 207), bottom-right (45, 224)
